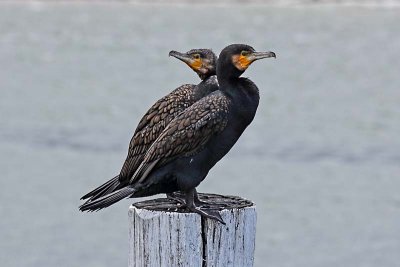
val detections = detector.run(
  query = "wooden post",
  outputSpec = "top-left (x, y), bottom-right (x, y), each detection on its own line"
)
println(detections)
top-left (128, 194), bottom-right (256, 267)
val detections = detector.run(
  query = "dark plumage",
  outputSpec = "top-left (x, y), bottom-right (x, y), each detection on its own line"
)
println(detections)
top-left (80, 44), bottom-right (275, 224)
top-left (80, 49), bottom-right (218, 204)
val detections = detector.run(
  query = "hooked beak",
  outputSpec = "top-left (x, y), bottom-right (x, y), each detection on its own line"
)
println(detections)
top-left (169, 50), bottom-right (192, 64)
top-left (249, 51), bottom-right (276, 62)
top-left (169, 50), bottom-right (204, 73)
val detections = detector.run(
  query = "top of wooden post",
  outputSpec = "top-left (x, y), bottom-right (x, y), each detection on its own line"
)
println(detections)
top-left (132, 193), bottom-right (254, 212)
top-left (129, 193), bottom-right (256, 267)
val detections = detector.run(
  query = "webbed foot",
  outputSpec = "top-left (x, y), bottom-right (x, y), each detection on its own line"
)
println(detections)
top-left (184, 189), bottom-right (225, 224)
top-left (187, 204), bottom-right (225, 225)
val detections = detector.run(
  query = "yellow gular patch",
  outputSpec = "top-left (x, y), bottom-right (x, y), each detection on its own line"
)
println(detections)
top-left (189, 59), bottom-right (202, 70)
top-left (232, 55), bottom-right (251, 71)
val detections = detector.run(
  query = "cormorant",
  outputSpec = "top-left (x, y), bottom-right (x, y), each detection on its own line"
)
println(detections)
top-left (80, 49), bottom-right (218, 203)
top-left (80, 44), bottom-right (275, 224)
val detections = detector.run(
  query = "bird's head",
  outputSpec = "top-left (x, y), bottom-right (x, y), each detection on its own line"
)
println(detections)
top-left (169, 49), bottom-right (217, 80)
top-left (217, 44), bottom-right (276, 79)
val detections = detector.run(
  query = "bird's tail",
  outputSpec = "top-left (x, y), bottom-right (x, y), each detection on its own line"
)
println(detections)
top-left (80, 175), bottom-right (121, 202)
top-left (79, 186), bottom-right (136, 212)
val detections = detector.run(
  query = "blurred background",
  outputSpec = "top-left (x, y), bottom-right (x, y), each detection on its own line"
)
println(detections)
top-left (1, 1), bottom-right (399, 267)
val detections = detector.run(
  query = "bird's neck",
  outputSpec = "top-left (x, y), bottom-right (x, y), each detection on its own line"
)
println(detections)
top-left (198, 73), bottom-right (208, 80)
top-left (219, 77), bottom-right (260, 111)
top-left (217, 75), bottom-right (240, 98)
top-left (194, 76), bottom-right (218, 99)
top-left (216, 62), bottom-right (243, 97)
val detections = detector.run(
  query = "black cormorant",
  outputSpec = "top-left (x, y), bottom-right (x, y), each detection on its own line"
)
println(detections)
top-left (80, 49), bottom-right (218, 203)
top-left (80, 44), bottom-right (275, 224)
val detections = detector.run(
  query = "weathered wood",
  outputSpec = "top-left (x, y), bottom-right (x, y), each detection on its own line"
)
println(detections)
top-left (128, 193), bottom-right (256, 267)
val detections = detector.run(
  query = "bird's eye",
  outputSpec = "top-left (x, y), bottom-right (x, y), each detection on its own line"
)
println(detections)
top-left (241, 51), bottom-right (250, 57)
top-left (193, 54), bottom-right (201, 60)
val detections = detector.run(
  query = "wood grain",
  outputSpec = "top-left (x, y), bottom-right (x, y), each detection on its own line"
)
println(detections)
top-left (128, 194), bottom-right (256, 267)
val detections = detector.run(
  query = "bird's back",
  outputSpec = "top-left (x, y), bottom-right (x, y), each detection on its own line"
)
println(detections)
top-left (119, 84), bottom-right (197, 180)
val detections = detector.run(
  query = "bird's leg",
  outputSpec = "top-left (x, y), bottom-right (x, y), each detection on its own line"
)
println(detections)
top-left (185, 189), bottom-right (225, 225)
top-left (166, 192), bottom-right (186, 207)
top-left (167, 190), bottom-right (208, 207)
top-left (193, 189), bottom-right (210, 207)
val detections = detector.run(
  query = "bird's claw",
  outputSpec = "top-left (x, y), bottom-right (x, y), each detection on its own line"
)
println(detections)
top-left (195, 199), bottom-right (210, 207)
top-left (166, 193), bottom-right (186, 206)
top-left (168, 191), bottom-right (225, 224)
top-left (188, 206), bottom-right (225, 225)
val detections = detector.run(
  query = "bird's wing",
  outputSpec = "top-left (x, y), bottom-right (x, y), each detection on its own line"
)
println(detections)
top-left (130, 92), bottom-right (230, 185)
top-left (118, 84), bottom-right (196, 182)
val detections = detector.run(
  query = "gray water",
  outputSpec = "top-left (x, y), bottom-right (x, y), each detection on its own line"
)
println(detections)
top-left (1, 2), bottom-right (400, 267)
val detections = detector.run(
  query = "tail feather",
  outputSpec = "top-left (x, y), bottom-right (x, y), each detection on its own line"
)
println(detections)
top-left (81, 175), bottom-right (120, 201)
top-left (79, 186), bottom-right (136, 212)
top-left (89, 178), bottom-right (122, 202)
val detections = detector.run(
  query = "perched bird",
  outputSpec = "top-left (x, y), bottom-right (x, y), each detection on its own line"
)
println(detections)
top-left (80, 44), bottom-right (275, 224)
top-left (80, 49), bottom-right (218, 203)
